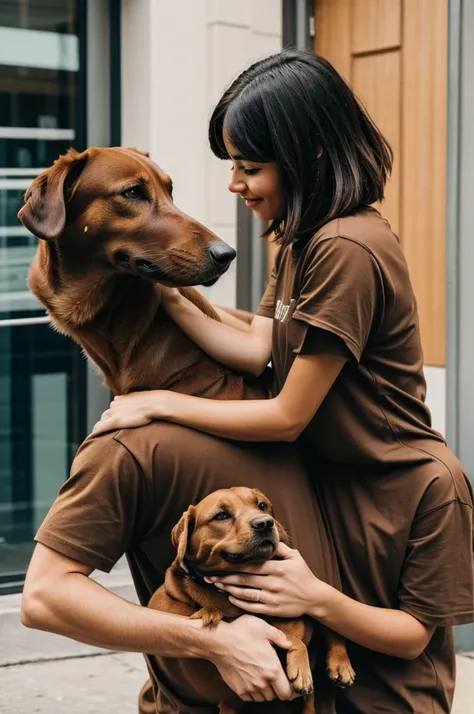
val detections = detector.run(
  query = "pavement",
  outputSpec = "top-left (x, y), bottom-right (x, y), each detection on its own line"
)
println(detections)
top-left (0, 562), bottom-right (473, 713)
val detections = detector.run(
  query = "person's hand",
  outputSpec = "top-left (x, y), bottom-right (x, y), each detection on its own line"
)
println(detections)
top-left (205, 542), bottom-right (327, 618)
top-left (208, 614), bottom-right (293, 702)
top-left (91, 391), bottom-right (169, 435)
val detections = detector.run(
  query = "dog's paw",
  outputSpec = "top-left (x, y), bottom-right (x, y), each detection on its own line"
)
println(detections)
top-left (286, 663), bottom-right (314, 696)
top-left (326, 658), bottom-right (356, 689)
top-left (190, 607), bottom-right (223, 629)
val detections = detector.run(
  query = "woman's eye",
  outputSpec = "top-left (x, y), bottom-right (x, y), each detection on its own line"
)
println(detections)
top-left (258, 502), bottom-right (267, 512)
top-left (214, 511), bottom-right (230, 521)
top-left (123, 186), bottom-right (144, 200)
top-left (243, 168), bottom-right (260, 176)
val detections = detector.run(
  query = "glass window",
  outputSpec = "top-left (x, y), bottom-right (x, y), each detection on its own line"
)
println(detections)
top-left (0, 0), bottom-right (87, 592)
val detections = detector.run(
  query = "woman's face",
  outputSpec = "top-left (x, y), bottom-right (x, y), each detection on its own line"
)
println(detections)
top-left (224, 133), bottom-right (285, 222)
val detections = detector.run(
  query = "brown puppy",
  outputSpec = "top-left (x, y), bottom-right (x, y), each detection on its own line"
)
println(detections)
top-left (18, 147), bottom-right (269, 398)
top-left (148, 488), bottom-right (355, 714)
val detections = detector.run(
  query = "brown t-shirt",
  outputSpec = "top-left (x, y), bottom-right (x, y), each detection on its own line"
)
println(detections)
top-left (35, 423), bottom-right (340, 714)
top-left (257, 208), bottom-right (474, 714)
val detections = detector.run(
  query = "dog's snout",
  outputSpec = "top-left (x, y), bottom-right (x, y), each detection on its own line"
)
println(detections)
top-left (251, 516), bottom-right (275, 532)
top-left (208, 242), bottom-right (236, 267)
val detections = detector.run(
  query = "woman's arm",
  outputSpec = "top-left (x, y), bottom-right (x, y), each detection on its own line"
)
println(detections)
top-left (93, 351), bottom-right (347, 441)
top-left (204, 544), bottom-right (435, 661)
top-left (162, 289), bottom-right (272, 376)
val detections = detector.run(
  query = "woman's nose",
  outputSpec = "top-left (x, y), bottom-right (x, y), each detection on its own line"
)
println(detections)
top-left (228, 175), bottom-right (246, 194)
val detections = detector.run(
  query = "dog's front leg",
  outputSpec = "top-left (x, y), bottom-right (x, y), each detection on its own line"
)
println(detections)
top-left (190, 606), bottom-right (224, 628)
top-left (272, 619), bottom-right (314, 702)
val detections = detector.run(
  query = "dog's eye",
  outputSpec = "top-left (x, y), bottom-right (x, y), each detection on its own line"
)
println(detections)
top-left (213, 511), bottom-right (230, 521)
top-left (257, 502), bottom-right (267, 512)
top-left (123, 186), bottom-right (144, 200)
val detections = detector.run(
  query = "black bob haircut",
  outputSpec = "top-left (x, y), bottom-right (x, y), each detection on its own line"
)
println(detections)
top-left (209, 50), bottom-right (393, 247)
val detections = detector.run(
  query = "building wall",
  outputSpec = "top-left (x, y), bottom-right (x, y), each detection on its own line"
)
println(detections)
top-left (121, 0), bottom-right (282, 309)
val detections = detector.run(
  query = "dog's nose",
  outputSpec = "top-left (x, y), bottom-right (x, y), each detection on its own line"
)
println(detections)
top-left (251, 516), bottom-right (275, 532)
top-left (208, 241), bottom-right (236, 266)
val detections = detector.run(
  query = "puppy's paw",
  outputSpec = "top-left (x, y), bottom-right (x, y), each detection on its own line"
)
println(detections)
top-left (287, 662), bottom-right (314, 696)
top-left (190, 607), bottom-right (223, 629)
top-left (326, 658), bottom-right (356, 689)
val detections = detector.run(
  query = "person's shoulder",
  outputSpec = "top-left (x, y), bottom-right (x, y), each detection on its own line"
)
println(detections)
top-left (312, 208), bottom-right (402, 259)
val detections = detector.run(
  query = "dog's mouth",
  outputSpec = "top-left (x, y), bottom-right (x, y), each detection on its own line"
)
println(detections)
top-left (220, 536), bottom-right (278, 564)
top-left (113, 251), bottom-right (230, 287)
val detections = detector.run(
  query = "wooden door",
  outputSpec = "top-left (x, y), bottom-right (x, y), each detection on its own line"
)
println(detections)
top-left (313, 0), bottom-right (448, 366)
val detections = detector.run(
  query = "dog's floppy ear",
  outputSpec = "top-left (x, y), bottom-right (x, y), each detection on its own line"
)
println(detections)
top-left (18, 148), bottom-right (89, 240)
top-left (127, 147), bottom-right (150, 158)
top-left (171, 506), bottom-right (196, 564)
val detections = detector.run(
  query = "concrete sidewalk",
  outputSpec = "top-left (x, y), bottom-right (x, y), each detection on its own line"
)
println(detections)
top-left (1, 651), bottom-right (473, 713)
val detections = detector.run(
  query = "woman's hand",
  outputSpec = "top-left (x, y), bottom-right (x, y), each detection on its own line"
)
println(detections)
top-left (92, 391), bottom-right (169, 435)
top-left (206, 542), bottom-right (328, 618)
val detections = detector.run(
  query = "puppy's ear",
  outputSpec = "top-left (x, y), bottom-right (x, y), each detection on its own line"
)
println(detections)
top-left (275, 520), bottom-right (292, 547)
top-left (127, 147), bottom-right (150, 158)
top-left (18, 148), bottom-right (89, 240)
top-left (171, 506), bottom-right (195, 564)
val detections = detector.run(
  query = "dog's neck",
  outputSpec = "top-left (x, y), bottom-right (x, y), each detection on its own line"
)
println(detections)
top-left (27, 238), bottom-right (223, 396)
top-left (180, 559), bottom-right (217, 589)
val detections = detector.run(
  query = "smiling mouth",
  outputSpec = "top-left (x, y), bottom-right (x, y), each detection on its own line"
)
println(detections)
top-left (244, 198), bottom-right (262, 208)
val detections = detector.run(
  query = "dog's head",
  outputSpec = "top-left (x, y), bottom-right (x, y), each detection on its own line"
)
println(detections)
top-left (17, 147), bottom-right (235, 287)
top-left (171, 487), bottom-right (290, 574)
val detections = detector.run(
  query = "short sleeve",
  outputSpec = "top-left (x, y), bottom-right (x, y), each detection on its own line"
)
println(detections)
top-left (35, 435), bottom-right (146, 572)
top-left (398, 499), bottom-right (474, 627)
top-left (293, 237), bottom-right (384, 362)
top-left (256, 264), bottom-right (278, 318)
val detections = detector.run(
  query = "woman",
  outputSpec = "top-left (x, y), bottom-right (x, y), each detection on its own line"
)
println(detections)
top-left (94, 51), bottom-right (473, 713)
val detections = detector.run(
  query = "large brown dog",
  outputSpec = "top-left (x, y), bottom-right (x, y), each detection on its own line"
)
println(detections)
top-left (18, 147), bottom-right (354, 709)
top-left (149, 487), bottom-right (354, 714)
top-left (18, 146), bottom-right (268, 398)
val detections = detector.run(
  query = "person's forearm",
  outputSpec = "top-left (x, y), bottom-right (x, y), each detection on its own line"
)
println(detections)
top-left (22, 570), bottom-right (213, 658)
top-left (310, 583), bottom-right (432, 660)
top-left (160, 392), bottom-right (299, 442)
top-left (214, 306), bottom-right (253, 333)
top-left (169, 295), bottom-right (268, 375)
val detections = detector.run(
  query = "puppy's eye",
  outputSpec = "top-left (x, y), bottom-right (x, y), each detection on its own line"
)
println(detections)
top-left (123, 186), bottom-right (144, 200)
top-left (258, 502), bottom-right (267, 512)
top-left (213, 511), bottom-right (230, 521)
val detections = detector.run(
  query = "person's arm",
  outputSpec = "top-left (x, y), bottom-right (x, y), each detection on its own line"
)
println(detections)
top-left (214, 305), bottom-right (254, 333)
top-left (93, 351), bottom-right (347, 441)
top-left (22, 543), bottom-right (294, 702)
top-left (204, 544), bottom-right (435, 661)
top-left (161, 289), bottom-right (272, 376)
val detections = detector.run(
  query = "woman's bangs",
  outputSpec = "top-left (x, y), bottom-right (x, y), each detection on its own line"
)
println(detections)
top-left (224, 93), bottom-right (274, 164)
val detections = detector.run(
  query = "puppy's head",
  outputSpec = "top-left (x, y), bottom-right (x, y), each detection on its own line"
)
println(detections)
top-left (18, 147), bottom-right (235, 288)
top-left (171, 487), bottom-right (290, 574)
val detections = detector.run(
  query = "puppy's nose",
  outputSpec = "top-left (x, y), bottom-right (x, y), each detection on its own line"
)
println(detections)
top-left (251, 516), bottom-right (275, 532)
top-left (208, 241), bottom-right (236, 266)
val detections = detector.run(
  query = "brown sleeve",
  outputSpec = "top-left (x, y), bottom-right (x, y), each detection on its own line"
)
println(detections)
top-left (298, 326), bottom-right (353, 360)
top-left (398, 499), bottom-right (474, 626)
top-left (293, 237), bottom-right (384, 362)
top-left (35, 435), bottom-right (147, 572)
top-left (256, 264), bottom-right (277, 318)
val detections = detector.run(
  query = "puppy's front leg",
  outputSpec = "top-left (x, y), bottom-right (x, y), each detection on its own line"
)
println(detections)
top-left (272, 619), bottom-right (314, 699)
top-left (190, 607), bottom-right (224, 628)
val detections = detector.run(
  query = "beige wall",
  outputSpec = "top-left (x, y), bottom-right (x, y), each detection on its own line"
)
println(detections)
top-left (121, 0), bottom-right (282, 308)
